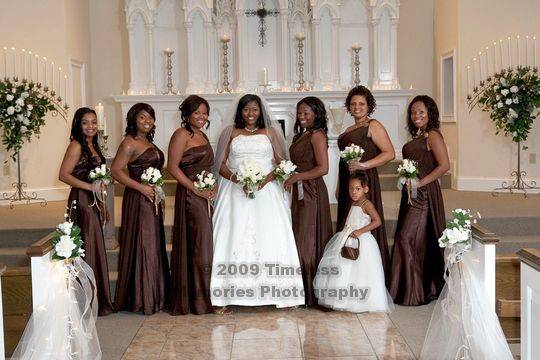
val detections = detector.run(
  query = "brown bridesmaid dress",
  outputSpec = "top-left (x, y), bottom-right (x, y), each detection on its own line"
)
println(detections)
top-left (337, 123), bottom-right (390, 284)
top-left (114, 145), bottom-right (171, 315)
top-left (389, 130), bottom-right (446, 306)
top-left (168, 137), bottom-right (214, 315)
top-left (67, 150), bottom-right (114, 316)
top-left (290, 130), bottom-right (333, 306)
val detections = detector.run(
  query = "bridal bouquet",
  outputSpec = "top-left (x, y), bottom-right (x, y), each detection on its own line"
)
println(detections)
top-left (141, 167), bottom-right (165, 214)
top-left (273, 160), bottom-right (297, 183)
top-left (236, 159), bottom-right (265, 199)
top-left (88, 164), bottom-right (112, 226)
top-left (12, 200), bottom-right (102, 359)
top-left (339, 143), bottom-right (365, 163)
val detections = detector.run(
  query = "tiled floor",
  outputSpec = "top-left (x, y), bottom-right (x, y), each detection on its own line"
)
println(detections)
top-left (120, 307), bottom-right (416, 360)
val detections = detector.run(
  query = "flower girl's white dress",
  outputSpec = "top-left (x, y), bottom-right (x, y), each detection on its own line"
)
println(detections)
top-left (314, 205), bottom-right (394, 312)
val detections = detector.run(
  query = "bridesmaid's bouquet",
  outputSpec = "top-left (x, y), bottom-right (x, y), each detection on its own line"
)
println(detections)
top-left (236, 160), bottom-right (265, 199)
top-left (397, 159), bottom-right (419, 202)
top-left (194, 170), bottom-right (217, 212)
top-left (339, 143), bottom-right (365, 163)
top-left (88, 164), bottom-right (112, 226)
top-left (273, 160), bottom-right (297, 183)
top-left (141, 167), bottom-right (165, 214)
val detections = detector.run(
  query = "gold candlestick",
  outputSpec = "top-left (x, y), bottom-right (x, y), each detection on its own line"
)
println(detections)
top-left (352, 43), bottom-right (362, 86)
top-left (219, 35), bottom-right (232, 93)
top-left (163, 48), bottom-right (175, 95)
top-left (295, 32), bottom-right (308, 92)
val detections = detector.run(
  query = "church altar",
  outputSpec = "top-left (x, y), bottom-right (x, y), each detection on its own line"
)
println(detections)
top-left (113, 0), bottom-right (413, 202)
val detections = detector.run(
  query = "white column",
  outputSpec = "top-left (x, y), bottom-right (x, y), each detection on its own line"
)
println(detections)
top-left (204, 21), bottom-right (215, 92)
top-left (518, 249), bottom-right (540, 360)
top-left (185, 21), bottom-right (195, 93)
top-left (370, 18), bottom-right (381, 90)
top-left (331, 17), bottom-right (341, 89)
top-left (127, 24), bottom-right (137, 95)
top-left (311, 18), bottom-right (322, 90)
top-left (146, 23), bottom-right (156, 95)
top-left (469, 237), bottom-right (497, 310)
top-left (279, 8), bottom-right (291, 90)
top-left (390, 18), bottom-right (400, 89)
top-left (235, 9), bottom-right (246, 91)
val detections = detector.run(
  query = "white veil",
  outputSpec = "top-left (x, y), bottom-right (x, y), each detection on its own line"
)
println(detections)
top-left (212, 93), bottom-right (287, 175)
top-left (419, 245), bottom-right (513, 359)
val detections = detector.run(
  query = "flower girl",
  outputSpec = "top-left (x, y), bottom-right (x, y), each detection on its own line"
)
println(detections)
top-left (314, 172), bottom-right (394, 312)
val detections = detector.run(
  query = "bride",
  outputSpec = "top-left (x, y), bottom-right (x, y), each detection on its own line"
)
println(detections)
top-left (210, 94), bottom-right (305, 308)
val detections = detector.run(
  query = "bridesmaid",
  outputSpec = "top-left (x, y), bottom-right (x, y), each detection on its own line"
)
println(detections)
top-left (59, 107), bottom-right (113, 316)
top-left (336, 85), bottom-right (395, 284)
top-left (390, 95), bottom-right (449, 306)
top-left (111, 103), bottom-right (170, 314)
top-left (167, 95), bottom-right (215, 315)
top-left (284, 96), bottom-right (333, 306)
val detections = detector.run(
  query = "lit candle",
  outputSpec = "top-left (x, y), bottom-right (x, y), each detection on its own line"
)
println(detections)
top-left (51, 62), bottom-right (54, 90)
top-left (42, 57), bottom-right (47, 86)
top-left (499, 40), bottom-right (504, 70)
top-left (485, 47), bottom-right (491, 76)
top-left (2, 47), bottom-right (7, 79)
top-left (64, 75), bottom-right (68, 103)
top-left (261, 67), bottom-right (268, 85)
top-left (220, 34), bottom-right (229, 42)
top-left (35, 54), bottom-right (39, 83)
top-left (295, 32), bottom-right (305, 41)
top-left (21, 49), bottom-right (26, 79)
top-left (473, 57), bottom-right (479, 85)
top-left (467, 65), bottom-right (471, 94)
top-left (507, 37), bottom-right (512, 67)
top-left (492, 42), bottom-right (497, 73)
top-left (28, 51), bottom-right (32, 80)
top-left (11, 47), bottom-right (16, 77)
top-left (526, 35), bottom-right (529, 65)
top-left (478, 52), bottom-right (484, 80)
top-left (95, 102), bottom-right (105, 131)
top-left (534, 36), bottom-right (537, 66)
top-left (57, 67), bottom-right (61, 94)
top-left (517, 35), bottom-right (521, 65)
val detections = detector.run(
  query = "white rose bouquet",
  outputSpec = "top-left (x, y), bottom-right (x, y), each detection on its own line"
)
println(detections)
top-left (194, 170), bottom-right (217, 212)
top-left (339, 143), bottom-right (365, 163)
top-left (397, 159), bottom-right (420, 202)
top-left (236, 159), bottom-right (266, 199)
top-left (88, 164), bottom-right (112, 226)
top-left (273, 160), bottom-right (297, 183)
top-left (52, 201), bottom-right (84, 260)
top-left (141, 167), bottom-right (165, 214)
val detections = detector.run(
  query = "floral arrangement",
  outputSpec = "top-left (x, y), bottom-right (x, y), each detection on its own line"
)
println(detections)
top-left (89, 164), bottom-right (112, 226)
top-left (0, 78), bottom-right (66, 160)
top-left (89, 164), bottom-right (111, 182)
top-left (396, 159), bottom-right (419, 189)
top-left (339, 144), bottom-right (365, 163)
top-left (273, 160), bottom-right (297, 183)
top-left (236, 159), bottom-right (265, 199)
top-left (438, 209), bottom-right (481, 248)
top-left (52, 201), bottom-right (84, 260)
top-left (472, 66), bottom-right (540, 146)
top-left (141, 167), bottom-right (165, 214)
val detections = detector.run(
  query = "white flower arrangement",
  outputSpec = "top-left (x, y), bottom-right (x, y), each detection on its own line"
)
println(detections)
top-left (141, 167), bottom-right (164, 187)
top-left (273, 160), bottom-right (297, 183)
top-left (88, 164), bottom-right (111, 182)
top-left (396, 159), bottom-right (420, 190)
top-left (194, 170), bottom-right (216, 191)
top-left (236, 159), bottom-right (266, 199)
top-left (339, 143), bottom-right (365, 163)
top-left (438, 209), bottom-right (481, 248)
top-left (52, 201), bottom-right (84, 260)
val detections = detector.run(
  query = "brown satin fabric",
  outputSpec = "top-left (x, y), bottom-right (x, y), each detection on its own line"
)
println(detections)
top-left (67, 151), bottom-right (114, 316)
top-left (114, 146), bottom-right (171, 315)
top-left (390, 131), bottom-right (446, 306)
top-left (290, 131), bottom-right (333, 306)
top-left (337, 124), bottom-right (391, 285)
top-left (168, 140), bottom-right (214, 315)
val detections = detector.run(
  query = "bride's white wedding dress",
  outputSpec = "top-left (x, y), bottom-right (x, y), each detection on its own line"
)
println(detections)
top-left (211, 134), bottom-right (305, 307)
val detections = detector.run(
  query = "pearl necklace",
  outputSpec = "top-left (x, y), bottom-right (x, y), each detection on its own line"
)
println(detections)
top-left (244, 126), bottom-right (259, 133)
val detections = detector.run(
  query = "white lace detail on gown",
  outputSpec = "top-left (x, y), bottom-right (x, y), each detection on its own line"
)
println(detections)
top-left (211, 135), bottom-right (305, 307)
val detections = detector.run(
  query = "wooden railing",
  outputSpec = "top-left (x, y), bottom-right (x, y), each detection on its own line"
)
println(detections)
top-left (517, 248), bottom-right (540, 360)
top-left (0, 263), bottom-right (7, 360)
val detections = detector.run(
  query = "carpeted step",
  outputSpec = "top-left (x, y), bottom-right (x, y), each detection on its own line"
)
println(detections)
top-left (0, 247), bottom-right (30, 267)
top-left (0, 228), bottom-right (54, 248)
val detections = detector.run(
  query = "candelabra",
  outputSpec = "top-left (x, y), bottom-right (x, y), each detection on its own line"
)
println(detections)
top-left (219, 35), bottom-right (232, 93)
top-left (163, 48), bottom-right (175, 95)
top-left (98, 130), bottom-right (109, 156)
top-left (352, 43), bottom-right (362, 86)
top-left (295, 33), bottom-right (309, 92)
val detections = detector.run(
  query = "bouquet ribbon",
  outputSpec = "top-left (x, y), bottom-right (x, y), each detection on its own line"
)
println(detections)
top-left (297, 180), bottom-right (304, 201)
top-left (90, 179), bottom-right (110, 227)
top-left (398, 177), bottom-right (418, 203)
top-left (154, 185), bottom-right (166, 215)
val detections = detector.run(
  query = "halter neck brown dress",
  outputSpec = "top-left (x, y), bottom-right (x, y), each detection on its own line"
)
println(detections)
top-left (114, 145), bottom-right (171, 314)
top-left (389, 130), bottom-right (446, 306)
top-left (289, 130), bottom-right (333, 306)
top-left (337, 123), bottom-right (390, 284)
top-left (168, 135), bottom-right (214, 315)
top-left (67, 148), bottom-right (113, 316)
